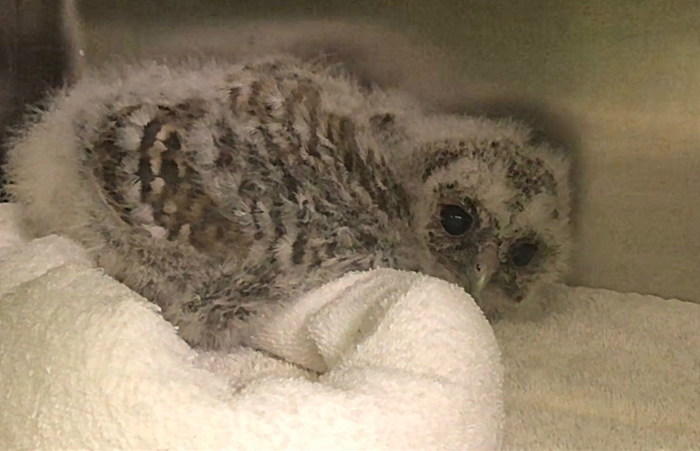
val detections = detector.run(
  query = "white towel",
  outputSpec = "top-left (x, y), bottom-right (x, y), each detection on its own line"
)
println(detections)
top-left (0, 204), bottom-right (504, 450)
top-left (495, 285), bottom-right (700, 449)
top-left (3, 201), bottom-right (698, 450)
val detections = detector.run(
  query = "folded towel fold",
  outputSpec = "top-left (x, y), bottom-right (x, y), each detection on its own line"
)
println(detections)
top-left (4, 202), bottom-right (697, 450)
top-left (0, 203), bottom-right (503, 450)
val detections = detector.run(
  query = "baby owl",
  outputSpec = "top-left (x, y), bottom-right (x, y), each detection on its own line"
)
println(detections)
top-left (6, 56), bottom-right (572, 350)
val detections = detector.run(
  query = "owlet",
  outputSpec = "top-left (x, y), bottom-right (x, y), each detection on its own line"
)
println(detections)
top-left (6, 56), bottom-right (572, 349)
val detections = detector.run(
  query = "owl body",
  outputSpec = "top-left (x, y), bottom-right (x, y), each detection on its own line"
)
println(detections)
top-left (7, 56), bottom-right (572, 349)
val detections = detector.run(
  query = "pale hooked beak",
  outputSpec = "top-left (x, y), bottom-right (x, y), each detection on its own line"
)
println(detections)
top-left (469, 243), bottom-right (500, 299)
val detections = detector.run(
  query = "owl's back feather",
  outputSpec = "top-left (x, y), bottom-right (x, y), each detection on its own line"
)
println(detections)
top-left (7, 57), bottom-right (429, 348)
top-left (7, 55), bottom-right (573, 348)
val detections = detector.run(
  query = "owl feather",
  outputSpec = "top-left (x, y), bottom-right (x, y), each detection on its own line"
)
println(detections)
top-left (6, 55), bottom-right (572, 350)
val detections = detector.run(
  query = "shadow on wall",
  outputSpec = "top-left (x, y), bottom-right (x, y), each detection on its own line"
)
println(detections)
top-left (568, 103), bottom-right (700, 302)
top-left (0, 0), bottom-right (81, 198)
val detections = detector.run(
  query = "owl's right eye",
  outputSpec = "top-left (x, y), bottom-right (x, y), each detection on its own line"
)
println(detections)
top-left (440, 205), bottom-right (474, 236)
top-left (510, 242), bottom-right (538, 267)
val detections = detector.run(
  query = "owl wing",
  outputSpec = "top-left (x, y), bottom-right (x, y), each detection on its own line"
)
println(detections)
top-left (88, 100), bottom-right (254, 261)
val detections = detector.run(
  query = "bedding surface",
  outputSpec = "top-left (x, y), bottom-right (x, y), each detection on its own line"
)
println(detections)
top-left (0, 204), bottom-right (503, 450)
top-left (1, 203), bottom-right (698, 449)
top-left (495, 284), bottom-right (700, 449)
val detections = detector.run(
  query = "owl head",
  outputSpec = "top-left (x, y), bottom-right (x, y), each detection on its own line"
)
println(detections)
top-left (391, 114), bottom-right (572, 318)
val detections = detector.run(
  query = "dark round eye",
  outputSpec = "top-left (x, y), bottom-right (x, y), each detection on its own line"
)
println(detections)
top-left (440, 204), bottom-right (474, 236)
top-left (510, 242), bottom-right (538, 267)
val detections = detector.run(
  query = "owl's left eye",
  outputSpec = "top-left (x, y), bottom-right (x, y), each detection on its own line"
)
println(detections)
top-left (440, 205), bottom-right (473, 236)
top-left (510, 242), bottom-right (538, 267)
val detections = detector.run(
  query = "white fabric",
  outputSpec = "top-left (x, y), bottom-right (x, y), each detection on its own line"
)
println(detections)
top-left (2, 202), bottom-right (699, 450)
top-left (0, 204), bottom-right (503, 450)
top-left (495, 284), bottom-right (700, 449)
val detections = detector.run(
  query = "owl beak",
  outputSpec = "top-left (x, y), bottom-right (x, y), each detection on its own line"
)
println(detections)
top-left (469, 243), bottom-right (500, 299)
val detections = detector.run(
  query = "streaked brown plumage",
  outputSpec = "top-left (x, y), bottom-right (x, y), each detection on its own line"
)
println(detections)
top-left (7, 56), bottom-right (572, 350)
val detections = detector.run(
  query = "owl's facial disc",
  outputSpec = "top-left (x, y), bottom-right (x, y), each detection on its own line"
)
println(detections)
top-left (422, 173), bottom-right (559, 314)
top-left (417, 133), bottom-right (571, 318)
